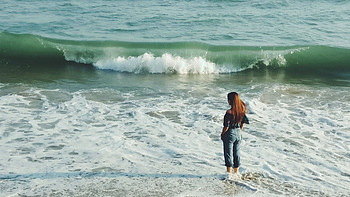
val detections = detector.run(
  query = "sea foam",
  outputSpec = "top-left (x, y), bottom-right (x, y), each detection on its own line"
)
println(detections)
top-left (1, 67), bottom-right (349, 197)
top-left (94, 53), bottom-right (218, 74)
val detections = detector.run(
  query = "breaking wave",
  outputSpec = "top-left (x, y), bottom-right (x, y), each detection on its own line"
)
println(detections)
top-left (1, 32), bottom-right (350, 74)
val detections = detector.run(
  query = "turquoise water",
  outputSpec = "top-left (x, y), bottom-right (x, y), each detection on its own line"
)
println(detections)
top-left (1, 0), bottom-right (350, 196)
top-left (1, 0), bottom-right (350, 46)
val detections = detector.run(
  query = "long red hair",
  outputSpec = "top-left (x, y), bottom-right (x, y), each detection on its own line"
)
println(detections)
top-left (228, 92), bottom-right (247, 124)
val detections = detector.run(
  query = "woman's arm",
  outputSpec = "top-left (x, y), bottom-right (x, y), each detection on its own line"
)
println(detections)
top-left (221, 126), bottom-right (228, 139)
top-left (240, 114), bottom-right (249, 129)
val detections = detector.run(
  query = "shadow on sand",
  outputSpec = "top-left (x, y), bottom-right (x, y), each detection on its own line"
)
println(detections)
top-left (0, 171), bottom-right (223, 180)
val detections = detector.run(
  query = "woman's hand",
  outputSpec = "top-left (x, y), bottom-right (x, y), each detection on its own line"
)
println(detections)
top-left (240, 123), bottom-right (244, 130)
top-left (221, 126), bottom-right (228, 140)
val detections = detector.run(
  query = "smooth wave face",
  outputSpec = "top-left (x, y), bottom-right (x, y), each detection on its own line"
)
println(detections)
top-left (1, 32), bottom-right (350, 74)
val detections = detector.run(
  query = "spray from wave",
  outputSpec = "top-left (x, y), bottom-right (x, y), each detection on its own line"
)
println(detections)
top-left (94, 53), bottom-right (217, 74)
top-left (1, 32), bottom-right (350, 74)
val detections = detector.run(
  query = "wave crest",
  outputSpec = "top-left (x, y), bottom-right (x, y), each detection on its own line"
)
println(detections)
top-left (1, 32), bottom-right (350, 75)
top-left (94, 53), bottom-right (217, 74)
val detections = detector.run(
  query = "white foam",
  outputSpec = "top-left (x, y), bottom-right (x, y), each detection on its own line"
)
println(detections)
top-left (94, 53), bottom-right (219, 74)
top-left (0, 78), bottom-right (349, 196)
top-left (57, 45), bottom-right (309, 74)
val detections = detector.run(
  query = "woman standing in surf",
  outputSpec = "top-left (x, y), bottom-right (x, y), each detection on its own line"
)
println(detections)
top-left (221, 92), bottom-right (249, 177)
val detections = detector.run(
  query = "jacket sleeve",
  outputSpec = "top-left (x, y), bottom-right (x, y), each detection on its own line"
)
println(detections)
top-left (241, 114), bottom-right (249, 124)
top-left (223, 113), bottom-right (230, 127)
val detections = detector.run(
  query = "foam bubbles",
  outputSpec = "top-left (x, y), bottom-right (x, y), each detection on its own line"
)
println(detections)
top-left (1, 74), bottom-right (349, 196)
top-left (94, 53), bottom-right (218, 74)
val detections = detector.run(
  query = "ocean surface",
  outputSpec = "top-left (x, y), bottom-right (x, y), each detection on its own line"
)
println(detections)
top-left (1, 0), bottom-right (350, 196)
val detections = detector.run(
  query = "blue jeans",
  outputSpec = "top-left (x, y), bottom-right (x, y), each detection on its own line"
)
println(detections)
top-left (222, 128), bottom-right (241, 168)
